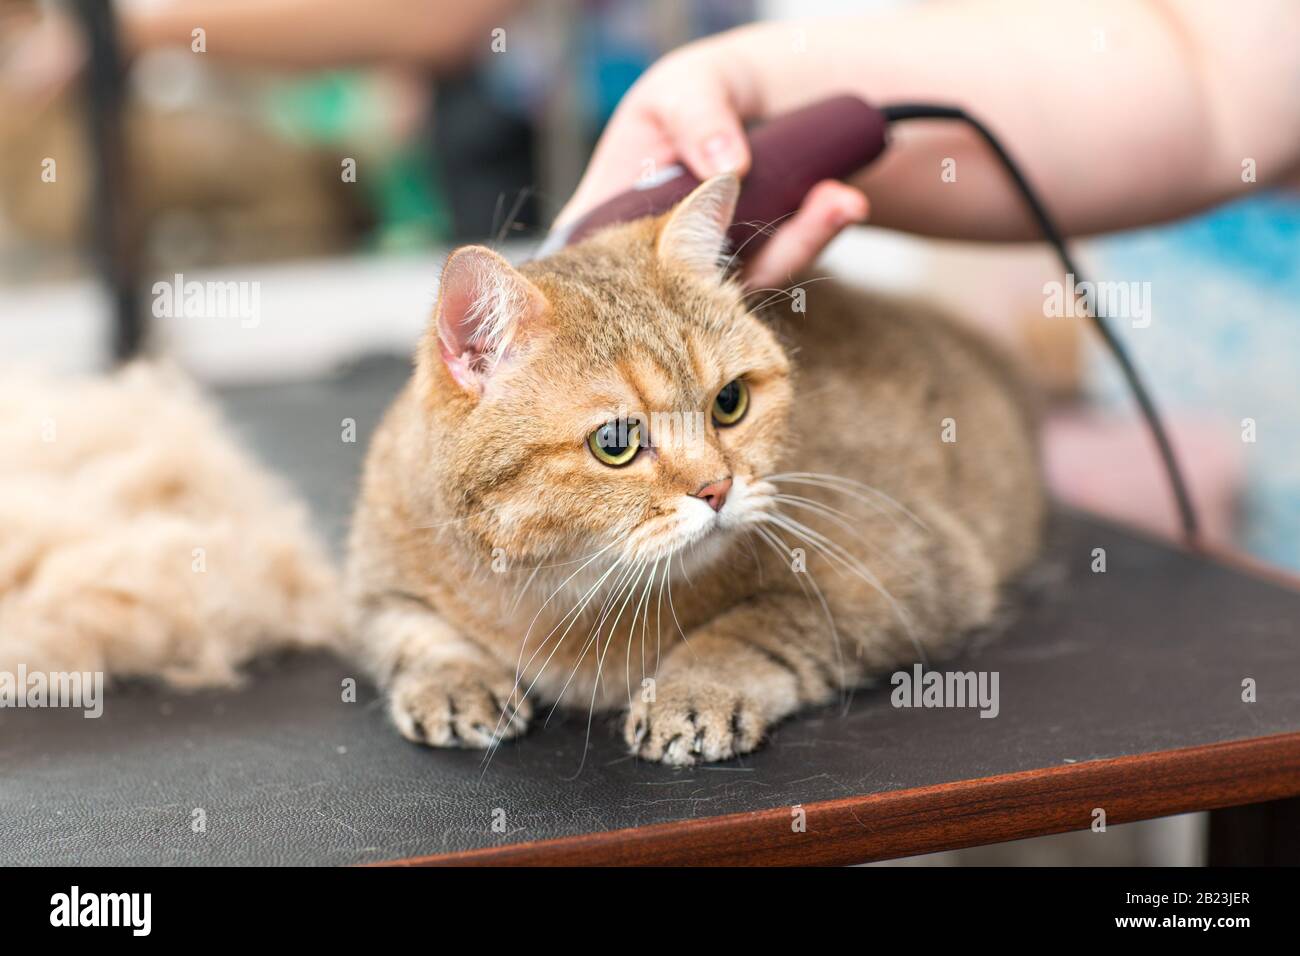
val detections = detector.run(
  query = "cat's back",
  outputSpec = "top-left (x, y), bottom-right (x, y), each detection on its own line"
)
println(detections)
top-left (774, 276), bottom-right (1034, 412)
top-left (771, 276), bottom-right (1043, 576)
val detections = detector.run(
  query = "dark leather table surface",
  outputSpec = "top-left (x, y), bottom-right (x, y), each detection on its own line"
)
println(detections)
top-left (3, 358), bottom-right (1298, 866)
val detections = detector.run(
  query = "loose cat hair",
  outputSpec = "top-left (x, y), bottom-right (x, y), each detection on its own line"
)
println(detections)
top-left (346, 174), bottom-right (1044, 765)
top-left (0, 363), bottom-right (340, 687)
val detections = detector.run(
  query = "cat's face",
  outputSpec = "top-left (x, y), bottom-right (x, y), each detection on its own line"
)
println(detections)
top-left (421, 175), bottom-right (791, 572)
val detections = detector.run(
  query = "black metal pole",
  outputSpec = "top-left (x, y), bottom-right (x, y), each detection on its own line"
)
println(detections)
top-left (68, 0), bottom-right (144, 362)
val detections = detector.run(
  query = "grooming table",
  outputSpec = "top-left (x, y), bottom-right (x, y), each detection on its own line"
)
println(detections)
top-left (3, 358), bottom-right (1297, 866)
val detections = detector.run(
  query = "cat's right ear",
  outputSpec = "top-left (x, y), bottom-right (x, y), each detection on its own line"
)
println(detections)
top-left (656, 173), bottom-right (741, 280)
top-left (428, 245), bottom-right (547, 396)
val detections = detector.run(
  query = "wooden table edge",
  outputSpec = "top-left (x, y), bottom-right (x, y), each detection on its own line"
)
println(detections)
top-left (375, 730), bottom-right (1300, 866)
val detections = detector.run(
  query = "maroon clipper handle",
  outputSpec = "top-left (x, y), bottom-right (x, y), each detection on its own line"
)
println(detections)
top-left (555, 95), bottom-right (888, 258)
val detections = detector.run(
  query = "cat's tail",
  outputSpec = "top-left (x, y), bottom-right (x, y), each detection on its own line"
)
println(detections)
top-left (0, 362), bottom-right (343, 688)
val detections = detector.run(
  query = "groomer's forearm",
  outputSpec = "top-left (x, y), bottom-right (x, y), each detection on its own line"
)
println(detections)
top-left (121, 0), bottom-right (523, 70)
top-left (715, 0), bottom-right (1300, 239)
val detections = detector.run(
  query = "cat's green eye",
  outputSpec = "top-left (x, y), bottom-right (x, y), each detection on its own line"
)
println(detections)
top-left (588, 420), bottom-right (641, 467)
top-left (712, 379), bottom-right (749, 427)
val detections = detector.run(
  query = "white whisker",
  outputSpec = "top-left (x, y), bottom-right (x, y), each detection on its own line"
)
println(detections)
top-left (767, 472), bottom-right (930, 535)
top-left (747, 275), bottom-right (836, 313)
top-left (751, 524), bottom-right (849, 704)
top-left (760, 511), bottom-right (925, 664)
top-left (770, 492), bottom-right (919, 583)
top-left (483, 542), bottom-right (629, 765)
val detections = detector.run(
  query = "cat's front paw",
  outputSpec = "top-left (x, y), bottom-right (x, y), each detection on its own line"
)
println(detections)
top-left (624, 680), bottom-right (766, 766)
top-left (388, 663), bottom-right (531, 749)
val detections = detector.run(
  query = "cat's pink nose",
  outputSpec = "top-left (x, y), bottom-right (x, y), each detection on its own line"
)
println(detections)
top-left (693, 477), bottom-right (732, 513)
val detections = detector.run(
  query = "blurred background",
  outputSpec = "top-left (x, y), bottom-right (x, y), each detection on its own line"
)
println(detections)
top-left (1, 0), bottom-right (1295, 866)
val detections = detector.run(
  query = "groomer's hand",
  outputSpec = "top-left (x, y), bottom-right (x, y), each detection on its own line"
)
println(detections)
top-left (555, 41), bottom-right (868, 291)
top-left (0, 8), bottom-right (86, 108)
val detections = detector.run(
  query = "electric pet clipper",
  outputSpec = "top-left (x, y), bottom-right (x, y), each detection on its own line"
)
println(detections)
top-left (541, 95), bottom-right (888, 261)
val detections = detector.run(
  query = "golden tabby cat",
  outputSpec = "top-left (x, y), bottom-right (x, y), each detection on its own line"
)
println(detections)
top-left (346, 175), bottom-right (1043, 766)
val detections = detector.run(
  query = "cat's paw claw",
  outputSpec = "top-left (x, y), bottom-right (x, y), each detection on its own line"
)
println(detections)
top-left (624, 682), bottom-right (765, 766)
top-left (389, 666), bottom-right (531, 749)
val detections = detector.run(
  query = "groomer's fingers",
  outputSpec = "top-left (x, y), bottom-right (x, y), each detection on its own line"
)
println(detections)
top-left (1, 10), bottom-right (85, 106)
top-left (742, 180), bottom-right (869, 292)
top-left (557, 48), bottom-right (753, 228)
top-left (651, 78), bottom-right (751, 182)
top-left (556, 106), bottom-right (676, 227)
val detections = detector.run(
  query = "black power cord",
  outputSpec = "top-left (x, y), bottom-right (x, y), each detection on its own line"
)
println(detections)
top-left (881, 103), bottom-right (1200, 545)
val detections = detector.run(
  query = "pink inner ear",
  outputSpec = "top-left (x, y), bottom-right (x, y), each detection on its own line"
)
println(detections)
top-left (437, 277), bottom-right (486, 392)
top-left (434, 247), bottom-right (543, 395)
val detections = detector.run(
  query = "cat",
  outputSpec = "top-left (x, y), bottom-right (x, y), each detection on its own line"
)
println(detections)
top-left (345, 174), bottom-right (1044, 766)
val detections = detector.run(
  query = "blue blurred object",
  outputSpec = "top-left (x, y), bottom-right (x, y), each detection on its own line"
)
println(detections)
top-left (1167, 192), bottom-right (1300, 287)
top-left (483, 0), bottom-right (755, 125)
top-left (1088, 191), bottom-right (1300, 569)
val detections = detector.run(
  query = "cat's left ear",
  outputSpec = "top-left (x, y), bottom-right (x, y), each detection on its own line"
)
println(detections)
top-left (656, 173), bottom-right (740, 280)
top-left (430, 245), bottom-right (548, 395)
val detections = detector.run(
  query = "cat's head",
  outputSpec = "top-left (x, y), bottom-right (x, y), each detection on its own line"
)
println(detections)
top-left (419, 174), bottom-right (791, 570)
